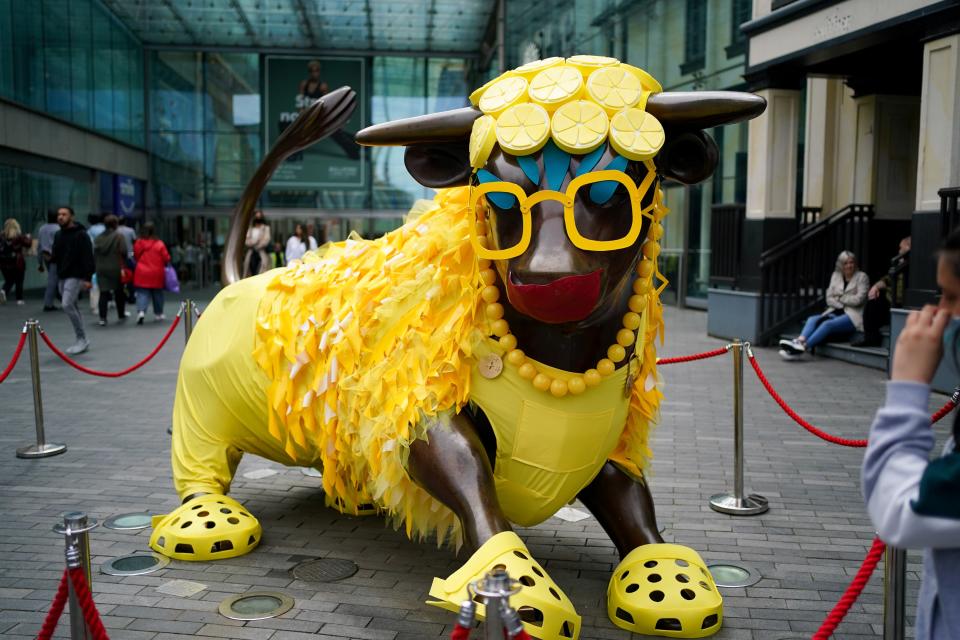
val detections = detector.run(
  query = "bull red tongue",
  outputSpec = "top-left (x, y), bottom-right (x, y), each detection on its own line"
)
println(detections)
top-left (505, 270), bottom-right (602, 324)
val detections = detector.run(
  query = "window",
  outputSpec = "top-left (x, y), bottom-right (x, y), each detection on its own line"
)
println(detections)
top-left (726, 0), bottom-right (752, 58)
top-left (681, 0), bottom-right (707, 75)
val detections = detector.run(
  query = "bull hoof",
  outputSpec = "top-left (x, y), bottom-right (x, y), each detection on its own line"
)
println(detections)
top-left (427, 531), bottom-right (580, 639)
top-left (150, 494), bottom-right (261, 561)
top-left (607, 543), bottom-right (722, 637)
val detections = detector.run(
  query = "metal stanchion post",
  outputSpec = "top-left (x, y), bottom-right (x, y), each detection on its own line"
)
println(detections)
top-left (709, 339), bottom-right (768, 515)
top-left (183, 299), bottom-right (194, 344)
top-left (883, 545), bottom-right (906, 640)
top-left (53, 512), bottom-right (98, 640)
top-left (16, 320), bottom-right (66, 459)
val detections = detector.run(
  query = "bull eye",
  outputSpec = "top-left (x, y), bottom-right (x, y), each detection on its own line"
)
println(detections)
top-left (589, 180), bottom-right (624, 205)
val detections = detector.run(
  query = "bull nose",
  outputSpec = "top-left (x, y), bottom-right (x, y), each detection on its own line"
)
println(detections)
top-left (521, 216), bottom-right (578, 278)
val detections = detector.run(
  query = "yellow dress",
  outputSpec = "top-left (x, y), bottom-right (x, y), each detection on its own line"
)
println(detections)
top-left (170, 186), bottom-right (665, 547)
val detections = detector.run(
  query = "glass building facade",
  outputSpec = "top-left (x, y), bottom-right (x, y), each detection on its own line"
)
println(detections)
top-left (0, 0), bottom-right (145, 146)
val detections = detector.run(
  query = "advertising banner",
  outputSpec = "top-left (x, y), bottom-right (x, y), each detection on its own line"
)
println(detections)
top-left (264, 56), bottom-right (365, 188)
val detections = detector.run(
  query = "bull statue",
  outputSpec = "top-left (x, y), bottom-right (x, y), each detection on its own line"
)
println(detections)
top-left (151, 56), bottom-right (765, 639)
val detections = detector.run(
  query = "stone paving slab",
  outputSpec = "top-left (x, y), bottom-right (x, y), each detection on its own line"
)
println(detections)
top-left (0, 291), bottom-right (952, 639)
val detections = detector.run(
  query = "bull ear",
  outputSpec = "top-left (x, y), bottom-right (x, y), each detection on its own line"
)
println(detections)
top-left (404, 141), bottom-right (472, 188)
top-left (656, 130), bottom-right (719, 185)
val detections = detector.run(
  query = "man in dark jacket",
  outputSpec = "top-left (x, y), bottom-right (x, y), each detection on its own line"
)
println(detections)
top-left (52, 206), bottom-right (94, 354)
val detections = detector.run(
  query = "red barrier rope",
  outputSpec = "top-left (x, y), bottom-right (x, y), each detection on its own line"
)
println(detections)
top-left (748, 352), bottom-right (957, 447)
top-left (657, 346), bottom-right (729, 365)
top-left (39, 313), bottom-right (181, 378)
top-left (450, 624), bottom-right (470, 640)
top-left (813, 537), bottom-right (886, 639)
top-left (35, 568), bottom-right (69, 640)
top-left (68, 567), bottom-right (110, 640)
top-left (0, 328), bottom-right (27, 383)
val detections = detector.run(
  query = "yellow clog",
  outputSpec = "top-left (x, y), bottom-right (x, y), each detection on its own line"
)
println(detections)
top-left (607, 544), bottom-right (722, 638)
top-left (150, 494), bottom-right (261, 561)
top-left (428, 531), bottom-right (580, 639)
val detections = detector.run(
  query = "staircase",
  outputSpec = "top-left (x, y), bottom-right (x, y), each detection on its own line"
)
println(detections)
top-left (757, 203), bottom-right (875, 345)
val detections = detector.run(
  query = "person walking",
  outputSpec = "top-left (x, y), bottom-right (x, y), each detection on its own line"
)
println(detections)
top-left (117, 215), bottom-right (137, 303)
top-left (93, 215), bottom-right (128, 326)
top-left (862, 229), bottom-right (960, 639)
top-left (243, 210), bottom-right (271, 277)
top-left (0, 218), bottom-right (31, 305)
top-left (285, 223), bottom-right (312, 265)
top-left (133, 222), bottom-right (170, 324)
top-left (51, 206), bottom-right (94, 355)
top-left (37, 210), bottom-right (60, 311)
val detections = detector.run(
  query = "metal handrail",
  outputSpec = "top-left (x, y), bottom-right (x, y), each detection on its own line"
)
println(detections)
top-left (760, 203), bottom-right (874, 266)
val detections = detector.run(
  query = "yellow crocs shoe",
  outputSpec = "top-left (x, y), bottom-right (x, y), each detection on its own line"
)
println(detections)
top-left (427, 531), bottom-right (580, 639)
top-left (607, 544), bottom-right (722, 638)
top-left (149, 494), bottom-right (261, 561)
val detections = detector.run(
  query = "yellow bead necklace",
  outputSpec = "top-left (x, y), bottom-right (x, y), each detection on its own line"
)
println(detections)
top-left (475, 218), bottom-right (663, 398)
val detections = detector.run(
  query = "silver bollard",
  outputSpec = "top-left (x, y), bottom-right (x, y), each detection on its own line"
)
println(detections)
top-left (471, 568), bottom-right (522, 640)
top-left (883, 545), bottom-right (906, 640)
top-left (53, 512), bottom-right (99, 640)
top-left (16, 320), bottom-right (66, 459)
top-left (182, 299), bottom-right (194, 344)
top-left (709, 339), bottom-right (768, 515)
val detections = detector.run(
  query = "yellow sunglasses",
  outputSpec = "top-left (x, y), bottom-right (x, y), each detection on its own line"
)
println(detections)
top-left (468, 162), bottom-right (657, 260)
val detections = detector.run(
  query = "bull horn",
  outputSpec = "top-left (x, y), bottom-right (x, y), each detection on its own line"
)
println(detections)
top-left (355, 106), bottom-right (482, 146)
top-left (354, 91), bottom-right (765, 148)
top-left (646, 91), bottom-right (766, 129)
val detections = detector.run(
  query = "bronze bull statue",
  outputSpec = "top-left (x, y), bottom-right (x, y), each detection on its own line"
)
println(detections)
top-left (150, 56), bottom-right (764, 639)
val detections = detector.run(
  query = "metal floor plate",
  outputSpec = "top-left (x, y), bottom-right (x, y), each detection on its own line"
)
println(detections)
top-left (290, 557), bottom-right (358, 582)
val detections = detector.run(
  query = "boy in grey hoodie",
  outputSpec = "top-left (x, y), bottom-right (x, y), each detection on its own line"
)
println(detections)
top-left (862, 230), bottom-right (960, 640)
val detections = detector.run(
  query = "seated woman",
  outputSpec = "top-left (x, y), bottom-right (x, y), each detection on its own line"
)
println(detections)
top-left (780, 250), bottom-right (869, 360)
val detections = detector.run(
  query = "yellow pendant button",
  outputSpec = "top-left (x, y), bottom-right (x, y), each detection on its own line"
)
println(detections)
top-left (586, 66), bottom-right (643, 114)
top-left (529, 65), bottom-right (583, 111)
top-left (512, 57), bottom-right (564, 78)
top-left (478, 76), bottom-right (529, 116)
top-left (496, 103), bottom-right (551, 155)
top-left (566, 54), bottom-right (618, 76)
top-left (619, 63), bottom-right (663, 93)
top-left (469, 115), bottom-right (498, 169)
top-left (550, 100), bottom-right (609, 154)
top-left (609, 109), bottom-right (665, 161)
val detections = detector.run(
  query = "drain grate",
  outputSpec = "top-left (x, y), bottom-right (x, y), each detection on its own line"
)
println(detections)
top-left (103, 512), bottom-right (153, 531)
top-left (219, 591), bottom-right (294, 621)
top-left (706, 562), bottom-right (761, 588)
top-left (102, 552), bottom-right (169, 576)
top-left (290, 558), bottom-right (358, 582)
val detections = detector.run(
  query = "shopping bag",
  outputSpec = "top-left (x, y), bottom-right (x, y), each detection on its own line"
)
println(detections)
top-left (164, 264), bottom-right (180, 293)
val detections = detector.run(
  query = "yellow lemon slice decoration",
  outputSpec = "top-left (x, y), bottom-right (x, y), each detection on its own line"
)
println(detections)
top-left (496, 103), bottom-right (551, 155)
top-left (512, 57), bottom-right (564, 79)
top-left (550, 100), bottom-right (610, 154)
top-left (566, 54), bottom-right (618, 76)
top-left (529, 65), bottom-right (584, 111)
top-left (469, 73), bottom-right (509, 106)
top-left (478, 76), bottom-right (529, 116)
top-left (586, 66), bottom-right (643, 114)
top-left (609, 109), bottom-right (665, 161)
top-left (469, 114), bottom-right (498, 169)
top-left (619, 63), bottom-right (663, 94)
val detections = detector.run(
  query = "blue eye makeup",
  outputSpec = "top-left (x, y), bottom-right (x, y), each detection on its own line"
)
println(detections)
top-left (589, 155), bottom-right (628, 204)
top-left (476, 169), bottom-right (518, 209)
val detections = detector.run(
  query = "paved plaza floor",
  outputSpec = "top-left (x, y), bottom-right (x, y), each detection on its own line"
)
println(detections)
top-left (0, 289), bottom-right (952, 639)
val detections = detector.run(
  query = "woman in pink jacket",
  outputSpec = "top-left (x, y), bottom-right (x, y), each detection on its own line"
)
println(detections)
top-left (133, 222), bottom-right (171, 324)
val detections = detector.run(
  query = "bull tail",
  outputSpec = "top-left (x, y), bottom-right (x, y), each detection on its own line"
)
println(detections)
top-left (222, 86), bottom-right (359, 284)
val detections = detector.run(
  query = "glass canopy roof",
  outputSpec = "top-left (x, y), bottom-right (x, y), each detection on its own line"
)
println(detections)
top-left (101, 0), bottom-right (496, 53)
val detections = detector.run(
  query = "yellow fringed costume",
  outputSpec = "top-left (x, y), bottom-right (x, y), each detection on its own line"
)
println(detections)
top-left (167, 185), bottom-right (666, 547)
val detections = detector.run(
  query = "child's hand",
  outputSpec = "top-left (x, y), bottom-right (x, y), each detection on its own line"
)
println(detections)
top-left (891, 305), bottom-right (951, 384)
